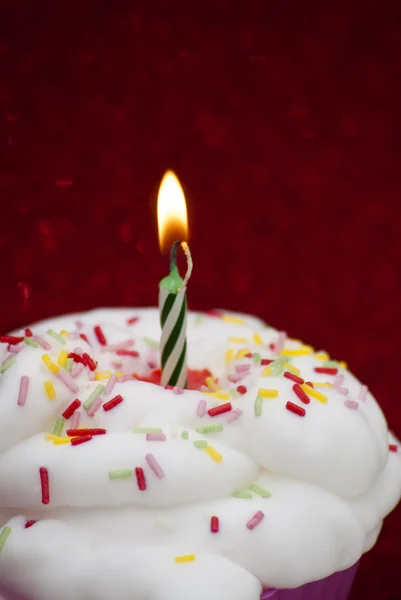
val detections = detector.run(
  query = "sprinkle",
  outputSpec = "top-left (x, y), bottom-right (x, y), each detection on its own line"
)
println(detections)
top-left (175, 554), bottom-right (195, 563)
top-left (135, 467), bottom-right (146, 490)
top-left (232, 490), bottom-right (252, 499)
top-left (247, 510), bottom-right (265, 530)
top-left (173, 386), bottom-right (185, 395)
top-left (25, 520), bottom-right (37, 528)
top-left (261, 366), bottom-right (272, 376)
top-left (359, 385), bottom-right (368, 402)
top-left (60, 330), bottom-right (69, 337)
top-left (146, 453), bottom-right (165, 478)
top-left (52, 418), bottom-right (65, 436)
top-left (109, 469), bottom-right (132, 479)
top-left (47, 329), bottom-right (66, 345)
top-left (103, 394), bottom-right (123, 412)
top-left (323, 360), bottom-right (339, 368)
top-left (222, 315), bottom-right (245, 325)
top-left (39, 467), bottom-right (50, 504)
top-left (194, 440), bottom-right (208, 448)
top-left (0, 335), bottom-right (24, 345)
top-left (9, 342), bottom-right (24, 353)
top-left (133, 427), bottom-right (163, 434)
top-left (210, 516), bottom-right (219, 532)
top-left (94, 325), bottom-right (107, 346)
top-left (68, 351), bottom-right (83, 362)
top-left (311, 382), bottom-right (333, 388)
top-left (301, 383), bottom-right (327, 404)
top-left (71, 434), bottom-right (92, 446)
top-left (57, 350), bottom-right (69, 367)
top-left (235, 348), bottom-right (252, 360)
top-left (0, 527), bottom-right (12, 553)
top-left (275, 331), bottom-right (287, 353)
top-left (196, 424), bottom-right (224, 434)
top-left (285, 363), bottom-right (301, 375)
top-left (253, 333), bottom-right (263, 345)
top-left (284, 371), bottom-right (304, 384)
top-left (80, 333), bottom-right (90, 344)
top-left (24, 337), bottom-right (40, 348)
top-left (87, 396), bottom-right (102, 416)
top-left (66, 428), bottom-right (106, 436)
top-left (333, 374), bottom-right (344, 388)
top-left (197, 399), bottom-right (207, 417)
top-left (56, 369), bottom-right (80, 393)
top-left (64, 358), bottom-right (73, 373)
top-left (203, 392), bottom-right (230, 400)
top-left (70, 410), bottom-right (81, 429)
top-left (292, 384), bottom-right (310, 404)
top-left (237, 385), bottom-right (247, 394)
top-left (208, 402), bottom-right (232, 417)
top-left (344, 400), bottom-right (359, 410)
top-left (104, 374), bottom-right (117, 396)
top-left (205, 445), bottom-right (223, 462)
top-left (0, 356), bottom-right (16, 374)
top-left (281, 346), bottom-right (312, 356)
top-left (17, 375), bottom-right (29, 406)
top-left (236, 364), bottom-right (251, 373)
top-left (71, 363), bottom-right (85, 378)
top-left (258, 388), bottom-right (279, 398)
top-left (83, 384), bottom-right (105, 410)
top-left (44, 380), bottom-right (56, 400)
top-left (314, 367), bottom-right (338, 375)
top-left (82, 353), bottom-right (98, 371)
top-left (181, 430), bottom-right (189, 440)
top-left (339, 361), bottom-right (348, 369)
top-left (226, 408), bottom-right (243, 423)
top-left (249, 484), bottom-right (271, 498)
top-left (225, 349), bottom-right (234, 364)
top-left (53, 437), bottom-right (71, 445)
top-left (25, 328), bottom-right (33, 337)
top-left (146, 433), bottom-right (166, 441)
top-left (41, 354), bottom-right (60, 374)
top-left (228, 337), bottom-right (248, 343)
top-left (205, 376), bottom-right (220, 391)
top-left (314, 352), bottom-right (330, 361)
top-left (286, 401), bottom-right (306, 417)
top-left (127, 316), bottom-right (139, 325)
top-left (261, 359), bottom-right (273, 366)
top-left (254, 396), bottom-right (263, 416)
top-left (144, 337), bottom-right (159, 348)
top-left (389, 444), bottom-right (398, 453)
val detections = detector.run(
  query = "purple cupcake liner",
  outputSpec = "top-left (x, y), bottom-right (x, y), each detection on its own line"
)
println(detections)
top-left (261, 561), bottom-right (359, 600)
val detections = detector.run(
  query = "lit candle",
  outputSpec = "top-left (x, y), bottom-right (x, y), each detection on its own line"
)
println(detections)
top-left (157, 171), bottom-right (193, 388)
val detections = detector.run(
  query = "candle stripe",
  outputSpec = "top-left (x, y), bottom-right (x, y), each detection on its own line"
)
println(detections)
top-left (160, 287), bottom-right (188, 388)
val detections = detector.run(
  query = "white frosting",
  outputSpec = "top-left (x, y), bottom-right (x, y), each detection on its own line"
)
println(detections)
top-left (0, 307), bottom-right (400, 600)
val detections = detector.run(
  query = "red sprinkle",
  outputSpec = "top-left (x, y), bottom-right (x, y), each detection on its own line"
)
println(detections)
top-left (286, 401), bottom-right (306, 417)
top-left (293, 384), bottom-right (310, 404)
top-left (79, 333), bottom-right (90, 344)
top-left (68, 352), bottom-right (84, 364)
top-left (208, 403), bottom-right (232, 417)
top-left (389, 444), bottom-right (398, 453)
top-left (0, 335), bottom-right (24, 345)
top-left (237, 385), bottom-right (247, 394)
top-left (62, 399), bottom-right (81, 419)
top-left (67, 428), bottom-right (106, 436)
top-left (94, 325), bottom-right (107, 346)
top-left (25, 328), bottom-right (33, 337)
top-left (211, 516), bottom-right (219, 533)
top-left (103, 394), bottom-right (124, 412)
top-left (261, 359), bottom-right (273, 366)
top-left (205, 310), bottom-right (221, 318)
top-left (269, 343), bottom-right (275, 351)
top-left (135, 467), bottom-right (146, 491)
top-left (314, 367), bottom-right (338, 375)
top-left (127, 316), bottom-right (139, 325)
top-left (244, 353), bottom-right (253, 359)
top-left (25, 520), bottom-right (37, 528)
top-left (71, 434), bottom-right (92, 446)
top-left (305, 381), bottom-right (314, 387)
top-left (82, 353), bottom-right (97, 371)
top-left (284, 371), bottom-right (304, 384)
top-left (39, 467), bottom-right (50, 505)
top-left (116, 349), bottom-right (140, 357)
top-left (164, 385), bottom-right (174, 390)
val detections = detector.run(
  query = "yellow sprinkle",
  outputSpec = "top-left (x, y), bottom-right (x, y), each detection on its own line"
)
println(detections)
top-left (115, 371), bottom-right (123, 377)
top-left (60, 330), bottom-right (69, 337)
top-left (281, 346), bottom-right (313, 356)
top-left (339, 361), bottom-right (348, 370)
top-left (205, 376), bottom-right (220, 392)
top-left (258, 388), bottom-right (279, 398)
top-left (225, 349), bottom-right (234, 365)
top-left (314, 352), bottom-right (330, 361)
top-left (57, 349), bottom-right (69, 367)
top-left (252, 333), bottom-right (263, 345)
top-left (204, 392), bottom-right (231, 400)
top-left (42, 354), bottom-right (60, 374)
top-left (261, 366), bottom-right (272, 377)
top-left (285, 363), bottom-right (300, 375)
top-left (235, 348), bottom-right (251, 360)
top-left (204, 445), bottom-right (223, 462)
top-left (311, 382), bottom-right (333, 388)
top-left (222, 315), bottom-right (245, 325)
top-left (45, 434), bottom-right (58, 441)
top-left (175, 554), bottom-right (196, 563)
top-left (44, 380), bottom-right (56, 400)
top-left (96, 370), bottom-right (112, 381)
top-left (53, 437), bottom-right (72, 445)
top-left (228, 337), bottom-right (248, 344)
top-left (301, 384), bottom-right (327, 404)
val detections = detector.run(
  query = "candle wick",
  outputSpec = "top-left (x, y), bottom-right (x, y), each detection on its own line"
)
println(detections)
top-left (169, 240), bottom-right (192, 292)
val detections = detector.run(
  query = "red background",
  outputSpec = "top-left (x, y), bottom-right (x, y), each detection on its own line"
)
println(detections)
top-left (1, 2), bottom-right (401, 597)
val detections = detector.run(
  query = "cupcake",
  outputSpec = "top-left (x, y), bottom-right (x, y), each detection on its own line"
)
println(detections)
top-left (0, 308), bottom-right (400, 600)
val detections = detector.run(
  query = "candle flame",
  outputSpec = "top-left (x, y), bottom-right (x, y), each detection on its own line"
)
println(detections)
top-left (157, 170), bottom-right (188, 254)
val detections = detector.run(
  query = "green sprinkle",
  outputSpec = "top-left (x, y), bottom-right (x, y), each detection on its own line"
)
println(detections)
top-left (229, 388), bottom-right (241, 399)
top-left (144, 337), bottom-right (159, 348)
top-left (181, 430), bottom-right (189, 440)
top-left (0, 356), bottom-right (16, 374)
top-left (47, 329), bottom-right (66, 345)
top-left (53, 417), bottom-right (65, 437)
top-left (65, 358), bottom-right (73, 373)
top-left (194, 440), bottom-right (208, 448)
top-left (253, 353), bottom-right (261, 365)
top-left (254, 396), bottom-right (263, 416)
top-left (196, 424), bottom-right (224, 434)
top-left (133, 427), bottom-right (163, 434)
top-left (249, 483), bottom-right (272, 498)
top-left (232, 491), bottom-right (252, 499)
top-left (108, 469), bottom-right (132, 480)
top-left (0, 527), bottom-right (12, 553)
top-left (24, 337), bottom-right (40, 348)
top-left (83, 384), bottom-right (105, 410)
top-left (269, 358), bottom-right (287, 376)
top-left (323, 360), bottom-right (339, 368)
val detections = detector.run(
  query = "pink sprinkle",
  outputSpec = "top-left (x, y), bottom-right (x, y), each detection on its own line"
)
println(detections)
top-left (56, 370), bottom-right (79, 394)
top-left (71, 363), bottom-right (85, 379)
top-left (32, 335), bottom-right (51, 350)
top-left (247, 510), bottom-right (265, 530)
top-left (333, 374), bottom-right (344, 389)
top-left (358, 385), bottom-right (368, 402)
top-left (227, 372), bottom-right (247, 383)
top-left (173, 387), bottom-right (185, 395)
top-left (87, 396), bottom-right (102, 417)
top-left (146, 433), bottom-right (167, 441)
top-left (337, 387), bottom-right (349, 396)
top-left (1, 353), bottom-right (12, 365)
top-left (197, 399), bottom-right (207, 417)
top-left (275, 331), bottom-right (287, 353)
top-left (73, 347), bottom-right (83, 356)
top-left (226, 408), bottom-right (243, 423)
top-left (70, 410), bottom-right (81, 430)
top-left (146, 453), bottom-right (165, 478)
top-left (121, 374), bottom-right (134, 382)
top-left (235, 364), bottom-right (251, 373)
top-left (344, 400), bottom-right (359, 410)
top-left (9, 342), bottom-right (25, 354)
top-left (75, 321), bottom-right (85, 330)
top-left (104, 374), bottom-right (117, 396)
top-left (104, 340), bottom-right (134, 352)
top-left (88, 370), bottom-right (96, 381)
top-left (17, 376), bottom-right (29, 406)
